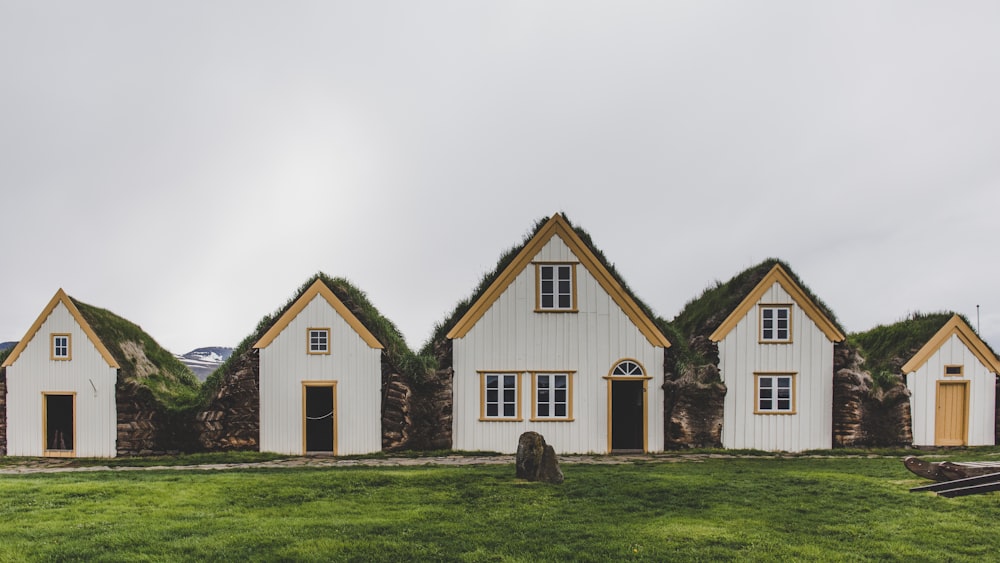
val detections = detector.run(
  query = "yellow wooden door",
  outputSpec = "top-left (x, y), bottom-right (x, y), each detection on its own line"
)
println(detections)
top-left (935, 381), bottom-right (969, 446)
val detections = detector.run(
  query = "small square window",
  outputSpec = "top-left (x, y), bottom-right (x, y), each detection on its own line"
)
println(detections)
top-left (51, 334), bottom-right (71, 361)
top-left (308, 329), bottom-right (330, 354)
top-left (760, 306), bottom-right (791, 342)
top-left (756, 374), bottom-right (795, 414)
top-left (536, 263), bottom-right (577, 312)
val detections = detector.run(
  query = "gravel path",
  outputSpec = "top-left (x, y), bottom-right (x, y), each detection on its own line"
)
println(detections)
top-left (0, 453), bottom-right (758, 475)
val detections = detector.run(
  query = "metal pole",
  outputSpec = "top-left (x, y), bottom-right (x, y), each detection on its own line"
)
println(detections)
top-left (977, 304), bottom-right (980, 333)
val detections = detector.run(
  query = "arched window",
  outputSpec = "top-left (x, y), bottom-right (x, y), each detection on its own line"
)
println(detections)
top-left (611, 360), bottom-right (644, 377)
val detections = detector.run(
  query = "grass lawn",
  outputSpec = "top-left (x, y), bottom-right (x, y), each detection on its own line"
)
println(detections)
top-left (1, 455), bottom-right (998, 561)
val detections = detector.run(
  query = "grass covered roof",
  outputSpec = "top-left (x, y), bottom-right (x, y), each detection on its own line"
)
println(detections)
top-left (672, 258), bottom-right (843, 344)
top-left (422, 213), bottom-right (675, 360)
top-left (71, 297), bottom-right (201, 412)
top-left (202, 273), bottom-right (434, 402)
top-left (848, 311), bottom-right (996, 381)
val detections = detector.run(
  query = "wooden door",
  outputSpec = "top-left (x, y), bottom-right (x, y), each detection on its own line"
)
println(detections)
top-left (935, 381), bottom-right (969, 446)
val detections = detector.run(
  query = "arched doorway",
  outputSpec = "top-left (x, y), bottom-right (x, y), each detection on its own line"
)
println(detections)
top-left (606, 360), bottom-right (648, 453)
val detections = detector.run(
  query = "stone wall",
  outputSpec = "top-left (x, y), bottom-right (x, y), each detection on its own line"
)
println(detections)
top-left (194, 348), bottom-right (260, 451)
top-left (0, 368), bottom-right (6, 456)
top-left (383, 367), bottom-right (453, 451)
top-left (663, 364), bottom-right (726, 449)
top-left (832, 346), bottom-right (912, 447)
top-left (115, 380), bottom-right (195, 455)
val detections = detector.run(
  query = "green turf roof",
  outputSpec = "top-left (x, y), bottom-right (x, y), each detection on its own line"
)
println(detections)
top-left (71, 298), bottom-right (201, 412)
top-left (421, 213), bottom-right (672, 360)
top-left (848, 311), bottom-right (995, 381)
top-left (202, 273), bottom-right (433, 403)
top-left (672, 258), bottom-right (843, 344)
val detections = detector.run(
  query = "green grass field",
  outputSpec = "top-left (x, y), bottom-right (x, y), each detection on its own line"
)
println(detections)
top-left (1, 455), bottom-right (998, 561)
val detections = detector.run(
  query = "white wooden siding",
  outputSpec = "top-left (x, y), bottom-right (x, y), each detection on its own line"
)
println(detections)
top-left (453, 236), bottom-right (665, 454)
top-left (5, 302), bottom-right (118, 457)
top-left (259, 295), bottom-right (382, 455)
top-left (906, 333), bottom-right (996, 446)
top-left (718, 282), bottom-right (833, 452)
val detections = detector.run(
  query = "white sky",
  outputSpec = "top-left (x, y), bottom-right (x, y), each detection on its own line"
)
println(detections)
top-left (2, 2), bottom-right (999, 355)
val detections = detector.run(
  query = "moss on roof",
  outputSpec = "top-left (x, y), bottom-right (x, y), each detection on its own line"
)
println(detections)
top-left (202, 273), bottom-right (434, 404)
top-left (71, 298), bottom-right (201, 412)
top-left (848, 311), bottom-right (992, 383)
top-left (421, 213), bottom-right (672, 361)
top-left (672, 258), bottom-right (843, 344)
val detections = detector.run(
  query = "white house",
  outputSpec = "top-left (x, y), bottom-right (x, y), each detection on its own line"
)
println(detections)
top-left (447, 213), bottom-right (671, 454)
top-left (709, 264), bottom-right (845, 452)
top-left (1, 289), bottom-right (120, 458)
top-left (904, 314), bottom-right (999, 447)
top-left (253, 279), bottom-right (384, 455)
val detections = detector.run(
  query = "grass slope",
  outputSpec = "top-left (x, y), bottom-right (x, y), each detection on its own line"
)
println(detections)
top-left (1, 458), bottom-right (999, 561)
top-left (71, 298), bottom-right (201, 412)
top-left (849, 311), bottom-right (992, 386)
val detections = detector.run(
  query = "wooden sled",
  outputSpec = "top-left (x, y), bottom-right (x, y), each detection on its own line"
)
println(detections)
top-left (903, 456), bottom-right (1000, 482)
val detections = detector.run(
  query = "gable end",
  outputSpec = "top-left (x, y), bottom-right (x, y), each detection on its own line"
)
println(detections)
top-left (709, 264), bottom-right (845, 343)
top-left (445, 214), bottom-right (670, 348)
top-left (901, 314), bottom-right (1000, 374)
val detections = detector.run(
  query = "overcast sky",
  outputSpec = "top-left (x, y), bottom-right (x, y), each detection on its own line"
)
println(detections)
top-left (2, 2), bottom-right (999, 357)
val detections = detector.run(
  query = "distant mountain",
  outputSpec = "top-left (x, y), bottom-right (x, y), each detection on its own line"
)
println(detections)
top-left (177, 346), bottom-right (233, 381)
top-left (0, 341), bottom-right (16, 352)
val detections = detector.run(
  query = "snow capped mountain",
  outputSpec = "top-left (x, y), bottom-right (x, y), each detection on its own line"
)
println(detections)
top-left (177, 346), bottom-right (233, 381)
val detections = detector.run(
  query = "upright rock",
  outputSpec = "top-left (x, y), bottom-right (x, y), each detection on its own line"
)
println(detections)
top-left (663, 363), bottom-right (726, 449)
top-left (515, 432), bottom-right (564, 484)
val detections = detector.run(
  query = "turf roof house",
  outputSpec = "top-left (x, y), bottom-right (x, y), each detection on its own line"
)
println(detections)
top-left (901, 314), bottom-right (999, 447)
top-left (675, 261), bottom-right (845, 452)
top-left (1, 289), bottom-right (200, 457)
top-left (200, 275), bottom-right (400, 455)
top-left (443, 213), bottom-right (671, 454)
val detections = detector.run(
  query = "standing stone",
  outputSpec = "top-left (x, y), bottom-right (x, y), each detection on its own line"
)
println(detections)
top-left (516, 432), bottom-right (564, 484)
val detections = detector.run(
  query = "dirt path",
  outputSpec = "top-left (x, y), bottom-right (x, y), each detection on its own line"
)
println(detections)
top-left (0, 452), bottom-right (782, 475)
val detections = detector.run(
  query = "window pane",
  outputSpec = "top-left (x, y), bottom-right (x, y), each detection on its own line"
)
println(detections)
top-left (554, 389), bottom-right (566, 402)
top-left (760, 399), bottom-right (772, 410)
top-left (538, 403), bottom-right (549, 417)
top-left (486, 389), bottom-right (497, 403)
top-left (486, 375), bottom-right (497, 388)
top-left (504, 403), bottom-right (515, 417)
top-left (778, 377), bottom-right (790, 387)
top-left (558, 280), bottom-right (571, 293)
top-left (538, 375), bottom-right (549, 388)
top-left (760, 388), bottom-right (772, 399)
top-left (558, 294), bottom-right (571, 308)
top-left (542, 295), bottom-right (553, 308)
top-left (555, 404), bottom-right (566, 417)
top-left (555, 375), bottom-right (567, 389)
top-left (487, 404), bottom-right (498, 417)
top-left (541, 280), bottom-right (553, 293)
top-left (778, 400), bottom-right (790, 410)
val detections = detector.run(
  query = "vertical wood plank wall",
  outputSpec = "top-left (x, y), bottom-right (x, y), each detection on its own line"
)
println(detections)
top-left (452, 236), bottom-right (665, 454)
top-left (906, 334), bottom-right (996, 446)
top-left (258, 296), bottom-right (382, 455)
top-left (718, 283), bottom-right (834, 452)
top-left (5, 303), bottom-right (118, 457)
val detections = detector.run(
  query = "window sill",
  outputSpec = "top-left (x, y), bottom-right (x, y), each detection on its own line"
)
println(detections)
top-left (529, 417), bottom-right (574, 422)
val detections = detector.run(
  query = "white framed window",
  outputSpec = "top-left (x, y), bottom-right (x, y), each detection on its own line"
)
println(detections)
top-left (51, 334), bottom-right (71, 361)
top-left (308, 329), bottom-right (330, 355)
top-left (760, 305), bottom-right (792, 342)
top-left (755, 373), bottom-right (795, 414)
top-left (481, 372), bottom-right (521, 420)
top-left (532, 372), bottom-right (573, 420)
top-left (535, 263), bottom-right (577, 311)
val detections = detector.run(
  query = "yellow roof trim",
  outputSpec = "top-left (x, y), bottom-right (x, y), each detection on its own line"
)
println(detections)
top-left (253, 279), bottom-right (384, 350)
top-left (708, 264), bottom-right (845, 343)
top-left (446, 213), bottom-right (670, 348)
top-left (901, 315), bottom-right (1000, 374)
top-left (1, 289), bottom-right (120, 369)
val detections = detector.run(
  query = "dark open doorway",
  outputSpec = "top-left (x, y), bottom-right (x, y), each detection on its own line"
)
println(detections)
top-left (45, 394), bottom-right (74, 453)
top-left (610, 380), bottom-right (644, 452)
top-left (304, 385), bottom-right (335, 453)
